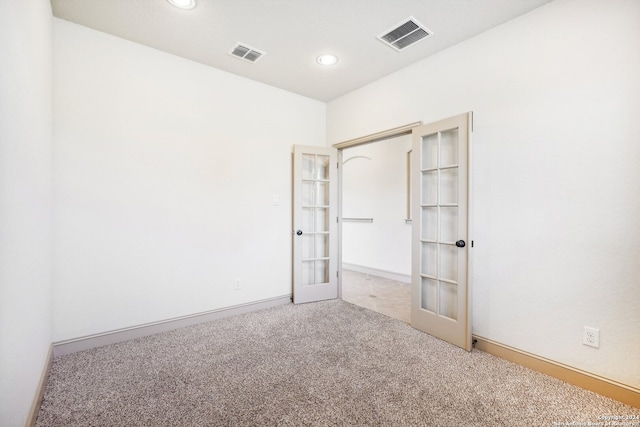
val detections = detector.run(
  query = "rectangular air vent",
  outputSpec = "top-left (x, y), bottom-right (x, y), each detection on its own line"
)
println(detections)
top-left (377, 17), bottom-right (432, 51)
top-left (229, 42), bottom-right (265, 63)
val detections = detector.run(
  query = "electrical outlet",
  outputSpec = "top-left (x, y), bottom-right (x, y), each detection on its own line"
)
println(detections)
top-left (234, 278), bottom-right (241, 290)
top-left (583, 326), bottom-right (600, 348)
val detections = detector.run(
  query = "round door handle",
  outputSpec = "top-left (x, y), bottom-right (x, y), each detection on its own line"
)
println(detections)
top-left (296, 230), bottom-right (303, 236)
top-left (456, 240), bottom-right (466, 248)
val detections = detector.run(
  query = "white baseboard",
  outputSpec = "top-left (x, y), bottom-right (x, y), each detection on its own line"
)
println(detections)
top-left (26, 344), bottom-right (53, 427)
top-left (342, 263), bottom-right (410, 283)
top-left (53, 295), bottom-right (292, 357)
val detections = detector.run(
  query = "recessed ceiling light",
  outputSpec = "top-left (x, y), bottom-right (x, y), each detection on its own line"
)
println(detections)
top-left (317, 54), bottom-right (338, 66)
top-left (167, 0), bottom-right (196, 10)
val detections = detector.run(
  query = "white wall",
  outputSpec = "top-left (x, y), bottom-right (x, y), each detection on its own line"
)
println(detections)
top-left (53, 19), bottom-right (326, 341)
top-left (328, 0), bottom-right (640, 388)
top-left (342, 136), bottom-right (412, 278)
top-left (0, 1), bottom-right (53, 425)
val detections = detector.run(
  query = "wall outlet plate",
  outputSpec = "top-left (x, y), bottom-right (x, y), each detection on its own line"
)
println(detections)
top-left (583, 326), bottom-right (600, 348)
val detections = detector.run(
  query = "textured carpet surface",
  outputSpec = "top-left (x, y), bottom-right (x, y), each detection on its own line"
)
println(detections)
top-left (37, 300), bottom-right (638, 426)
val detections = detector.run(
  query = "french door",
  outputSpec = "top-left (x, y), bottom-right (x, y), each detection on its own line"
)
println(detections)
top-left (292, 145), bottom-right (338, 304)
top-left (411, 113), bottom-right (472, 351)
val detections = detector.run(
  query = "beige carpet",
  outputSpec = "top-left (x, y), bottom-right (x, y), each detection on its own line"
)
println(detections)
top-left (36, 300), bottom-right (638, 426)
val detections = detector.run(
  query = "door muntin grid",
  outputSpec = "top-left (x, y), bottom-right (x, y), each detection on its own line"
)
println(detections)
top-left (301, 153), bottom-right (331, 286)
top-left (419, 128), bottom-right (459, 320)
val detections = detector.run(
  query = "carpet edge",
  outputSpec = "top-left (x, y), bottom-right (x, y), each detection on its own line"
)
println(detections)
top-left (53, 295), bottom-right (292, 356)
top-left (473, 335), bottom-right (639, 408)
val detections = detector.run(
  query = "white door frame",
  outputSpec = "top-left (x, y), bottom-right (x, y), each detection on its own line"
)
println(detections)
top-left (333, 122), bottom-right (422, 299)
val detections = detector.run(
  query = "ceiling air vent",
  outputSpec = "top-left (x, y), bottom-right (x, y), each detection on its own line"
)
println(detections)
top-left (229, 42), bottom-right (265, 63)
top-left (377, 17), bottom-right (432, 51)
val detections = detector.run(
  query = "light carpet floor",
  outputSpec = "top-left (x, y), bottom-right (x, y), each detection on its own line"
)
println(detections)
top-left (36, 300), bottom-right (638, 426)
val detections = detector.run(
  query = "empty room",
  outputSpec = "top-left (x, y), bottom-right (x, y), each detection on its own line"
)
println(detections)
top-left (1, 0), bottom-right (639, 425)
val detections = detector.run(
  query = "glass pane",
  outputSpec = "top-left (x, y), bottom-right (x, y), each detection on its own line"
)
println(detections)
top-left (440, 244), bottom-right (458, 282)
top-left (315, 208), bottom-right (329, 232)
top-left (421, 207), bottom-right (437, 241)
top-left (421, 242), bottom-right (437, 277)
top-left (302, 234), bottom-right (314, 259)
top-left (302, 208), bottom-right (314, 232)
top-left (316, 155), bottom-right (330, 180)
top-left (439, 281), bottom-right (458, 320)
top-left (315, 234), bottom-right (328, 258)
top-left (315, 260), bottom-right (328, 284)
top-left (421, 277), bottom-right (437, 313)
top-left (440, 207), bottom-right (458, 243)
top-left (302, 154), bottom-right (315, 180)
top-left (440, 168), bottom-right (458, 205)
top-left (440, 129), bottom-right (458, 167)
top-left (316, 182), bottom-right (329, 206)
top-left (302, 261), bottom-right (314, 286)
top-left (302, 182), bottom-right (314, 207)
top-left (421, 134), bottom-right (438, 170)
top-left (421, 171), bottom-right (438, 205)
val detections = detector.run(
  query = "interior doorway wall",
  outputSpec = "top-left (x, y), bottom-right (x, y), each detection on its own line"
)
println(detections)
top-left (340, 134), bottom-right (412, 322)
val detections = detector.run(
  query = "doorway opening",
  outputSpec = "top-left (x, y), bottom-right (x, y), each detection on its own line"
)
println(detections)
top-left (339, 134), bottom-right (413, 323)
top-left (293, 113), bottom-right (471, 350)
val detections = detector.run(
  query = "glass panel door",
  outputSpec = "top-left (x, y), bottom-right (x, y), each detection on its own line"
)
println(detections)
top-left (293, 146), bottom-right (338, 303)
top-left (419, 129), bottom-right (459, 320)
top-left (411, 113), bottom-right (472, 351)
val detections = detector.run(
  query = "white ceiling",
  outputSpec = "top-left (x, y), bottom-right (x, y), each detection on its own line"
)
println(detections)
top-left (51, 0), bottom-right (553, 102)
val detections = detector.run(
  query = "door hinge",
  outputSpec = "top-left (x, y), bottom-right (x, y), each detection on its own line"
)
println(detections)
top-left (336, 270), bottom-right (339, 278)
top-left (471, 240), bottom-right (474, 248)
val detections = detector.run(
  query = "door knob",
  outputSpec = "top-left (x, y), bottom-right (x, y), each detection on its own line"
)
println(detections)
top-left (456, 240), bottom-right (466, 248)
top-left (296, 230), bottom-right (303, 236)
